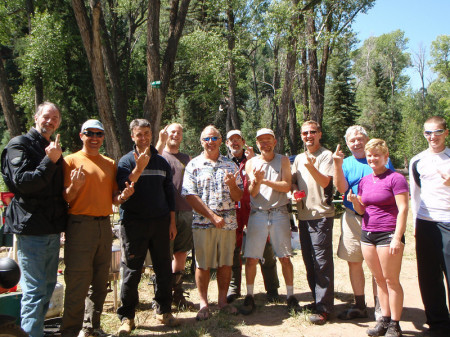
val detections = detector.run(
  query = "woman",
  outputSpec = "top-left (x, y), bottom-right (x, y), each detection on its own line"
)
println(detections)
top-left (348, 139), bottom-right (409, 337)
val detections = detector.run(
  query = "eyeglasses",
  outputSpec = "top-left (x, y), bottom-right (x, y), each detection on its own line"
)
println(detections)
top-left (83, 131), bottom-right (105, 138)
top-left (301, 130), bottom-right (318, 136)
top-left (423, 129), bottom-right (445, 137)
top-left (202, 137), bottom-right (220, 142)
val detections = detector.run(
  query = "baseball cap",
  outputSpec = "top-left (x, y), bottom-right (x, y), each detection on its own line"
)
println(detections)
top-left (226, 130), bottom-right (242, 139)
top-left (81, 119), bottom-right (104, 132)
top-left (256, 128), bottom-right (275, 138)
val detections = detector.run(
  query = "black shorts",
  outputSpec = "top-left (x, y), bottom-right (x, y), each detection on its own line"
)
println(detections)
top-left (361, 230), bottom-right (405, 247)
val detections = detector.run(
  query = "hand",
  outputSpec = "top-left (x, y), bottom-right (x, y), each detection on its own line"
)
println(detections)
top-left (158, 125), bottom-right (169, 145)
top-left (437, 168), bottom-right (450, 186)
top-left (70, 165), bottom-right (86, 190)
top-left (224, 170), bottom-right (239, 187)
top-left (346, 189), bottom-right (358, 204)
top-left (245, 146), bottom-right (255, 159)
top-left (304, 152), bottom-right (316, 168)
top-left (211, 213), bottom-right (226, 229)
top-left (46, 134), bottom-right (62, 163)
top-left (332, 144), bottom-right (345, 166)
top-left (134, 146), bottom-right (151, 172)
top-left (120, 181), bottom-right (135, 200)
top-left (252, 166), bottom-right (265, 184)
top-left (169, 221), bottom-right (177, 240)
top-left (389, 237), bottom-right (402, 255)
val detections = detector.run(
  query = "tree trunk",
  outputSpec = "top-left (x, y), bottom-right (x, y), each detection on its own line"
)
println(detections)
top-left (307, 14), bottom-right (321, 125)
top-left (71, 0), bottom-right (122, 161)
top-left (288, 96), bottom-right (298, 155)
top-left (300, 47), bottom-right (310, 121)
top-left (0, 56), bottom-right (22, 137)
top-left (144, 0), bottom-right (191, 143)
top-left (226, 4), bottom-right (239, 131)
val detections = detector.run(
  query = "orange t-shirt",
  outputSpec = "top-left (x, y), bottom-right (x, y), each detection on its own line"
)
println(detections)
top-left (63, 151), bottom-right (118, 216)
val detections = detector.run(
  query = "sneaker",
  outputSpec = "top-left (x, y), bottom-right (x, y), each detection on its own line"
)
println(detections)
top-left (155, 313), bottom-right (181, 327)
top-left (117, 318), bottom-right (135, 336)
top-left (385, 322), bottom-right (402, 337)
top-left (226, 293), bottom-right (241, 304)
top-left (309, 312), bottom-right (328, 325)
top-left (367, 320), bottom-right (390, 336)
top-left (266, 290), bottom-right (279, 303)
top-left (301, 302), bottom-right (316, 312)
top-left (337, 305), bottom-right (369, 320)
top-left (286, 296), bottom-right (301, 313)
top-left (240, 295), bottom-right (255, 315)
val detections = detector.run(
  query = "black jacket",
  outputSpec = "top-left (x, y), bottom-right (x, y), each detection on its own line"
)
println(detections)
top-left (2, 128), bottom-right (67, 235)
top-left (117, 145), bottom-right (175, 221)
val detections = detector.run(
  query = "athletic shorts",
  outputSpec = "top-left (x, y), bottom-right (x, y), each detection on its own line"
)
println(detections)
top-left (361, 230), bottom-right (405, 247)
top-left (170, 210), bottom-right (193, 255)
top-left (337, 208), bottom-right (364, 262)
top-left (193, 227), bottom-right (235, 269)
top-left (244, 206), bottom-right (292, 260)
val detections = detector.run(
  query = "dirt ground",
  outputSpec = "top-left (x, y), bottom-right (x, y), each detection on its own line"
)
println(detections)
top-left (98, 210), bottom-right (429, 337)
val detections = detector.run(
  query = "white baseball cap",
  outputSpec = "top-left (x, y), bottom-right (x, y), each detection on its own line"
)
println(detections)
top-left (226, 130), bottom-right (242, 139)
top-left (256, 128), bottom-right (275, 138)
top-left (81, 119), bottom-right (104, 132)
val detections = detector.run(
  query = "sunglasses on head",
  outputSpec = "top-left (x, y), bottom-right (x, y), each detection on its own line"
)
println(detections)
top-left (423, 129), bottom-right (445, 137)
top-left (301, 130), bottom-right (317, 136)
top-left (83, 130), bottom-right (105, 137)
top-left (202, 136), bottom-right (219, 142)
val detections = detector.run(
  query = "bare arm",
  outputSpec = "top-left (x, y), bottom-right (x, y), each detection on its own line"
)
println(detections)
top-left (63, 166), bottom-right (85, 203)
top-left (127, 147), bottom-right (150, 183)
top-left (155, 125), bottom-right (168, 154)
top-left (347, 189), bottom-right (365, 215)
top-left (304, 153), bottom-right (332, 189)
top-left (224, 170), bottom-right (243, 201)
top-left (390, 192), bottom-right (409, 254)
top-left (185, 195), bottom-right (226, 228)
top-left (333, 144), bottom-right (349, 193)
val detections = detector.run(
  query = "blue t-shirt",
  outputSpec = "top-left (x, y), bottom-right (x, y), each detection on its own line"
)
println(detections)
top-left (342, 156), bottom-right (394, 211)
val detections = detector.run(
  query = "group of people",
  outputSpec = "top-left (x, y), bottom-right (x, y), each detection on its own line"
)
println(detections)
top-left (1, 101), bottom-right (448, 337)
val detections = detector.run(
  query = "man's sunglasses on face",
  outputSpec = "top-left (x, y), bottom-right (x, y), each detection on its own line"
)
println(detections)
top-left (423, 129), bottom-right (445, 137)
top-left (301, 130), bottom-right (317, 136)
top-left (202, 137), bottom-right (219, 142)
top-left (83, 130), bottom-right (105, 138)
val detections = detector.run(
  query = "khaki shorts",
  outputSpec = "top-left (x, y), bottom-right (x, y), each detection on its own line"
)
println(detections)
top-left (337, 208), bottom-right (364, 262)
top-left (170, 211), bottom-right (193, 255)
top-left (193, 227), bottom-right (236, 269)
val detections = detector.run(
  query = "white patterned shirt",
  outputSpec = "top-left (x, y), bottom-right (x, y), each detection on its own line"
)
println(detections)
top-left (182, 153), bottom-right (243, 230)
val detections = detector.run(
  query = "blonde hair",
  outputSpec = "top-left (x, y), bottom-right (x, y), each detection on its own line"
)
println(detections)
top-left (365, 138), bottom-right (389, 155)
top-left (200, 125), bottom-right (221, 141)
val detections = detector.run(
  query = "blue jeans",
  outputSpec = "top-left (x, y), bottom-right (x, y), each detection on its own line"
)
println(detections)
top-left (17, 234), bottom-right (61, 337)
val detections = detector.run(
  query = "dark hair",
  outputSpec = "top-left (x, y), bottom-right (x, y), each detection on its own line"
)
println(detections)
top-left (130, 119), bottom-right (151, 131)
top-left (424, 116), bottom-right (447, 130)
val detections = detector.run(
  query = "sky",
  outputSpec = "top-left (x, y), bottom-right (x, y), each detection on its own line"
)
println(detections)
top-left (352, 0), bottom-right (450, 90)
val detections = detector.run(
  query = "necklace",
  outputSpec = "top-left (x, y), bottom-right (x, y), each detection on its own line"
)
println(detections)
top-left (372, 173), bottom-right (380, 184)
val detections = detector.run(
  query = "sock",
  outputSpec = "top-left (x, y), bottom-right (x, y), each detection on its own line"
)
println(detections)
top-left (286, 285), bottom-right (294, 298)
top-left (382, 316), bottom-right (391, 323)
top-left (247, 284), bottom-right (254, 296)
top-left (355, 295), bottom-right (366, 309)
top-left (390, 320), bottom-right (400, 326)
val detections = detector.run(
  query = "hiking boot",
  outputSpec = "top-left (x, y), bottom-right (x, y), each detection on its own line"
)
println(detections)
top-left (309, 312), bottom-right (328, 325)
top-left (266, 290), bottom-right (279, 303)
top-left (226, 293), bottom-right (241, 304)
top-left (155, 313), bottom-right (181, 327)
top-left (80, 329), bottom-right (111, 337)
top-left (367, 320), bottom-right (390, 336)
top-left (117, 318), bottom-right (135, 336)
top-left (172, 271), bottom-right (195, 310)
top-left (240, 295), bottom-right (255, 315)
top-left (301, 302), bottom-right (316, 312)
top-left (385, 321), bottom-right (402, 337)
top-left (337, 305), bottom-right (369, 320)
top-left (286, 296), bottom-right (301, 313)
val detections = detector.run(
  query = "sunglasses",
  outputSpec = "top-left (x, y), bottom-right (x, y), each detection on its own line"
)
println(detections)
top-left (301, 130), bottom-right (318, 136)
top-left (202, 137), bottom-right (220, 142)
top-left (423, 129), bottom-right (445, 137)
top-left (83, 130), bottom-right (105, 137)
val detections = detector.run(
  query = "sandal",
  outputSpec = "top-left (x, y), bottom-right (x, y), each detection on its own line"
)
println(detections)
top-left (196, 306), bottom-right (210, 321)
top-left (220, 304), bottom-right (238, 315)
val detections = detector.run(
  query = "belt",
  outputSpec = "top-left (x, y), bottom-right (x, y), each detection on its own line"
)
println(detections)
top-left (93, 216), bottom-right (109, 220)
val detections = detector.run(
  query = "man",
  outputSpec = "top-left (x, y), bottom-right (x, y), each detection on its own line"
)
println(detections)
top-left (225, 130), bottom-right (280, 303)
top-left (333, 125), bottom-right (393, 321)
top-left (242, 128), bottom-right (299, 315)
top-left (291, 121), bottom-right (334, 325)
top-left (61, 119), bottom-right (134, 337)
top-left (182, 125), bottom-right (243, 320)
top-left (1, 102), bottom-right (67, 337)
top-left (116, 119), bottom-right (180, 334)
top-left (156, 123), bottom-right (195, 310)
top-left (410, 116), bottom-right (450, 337)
